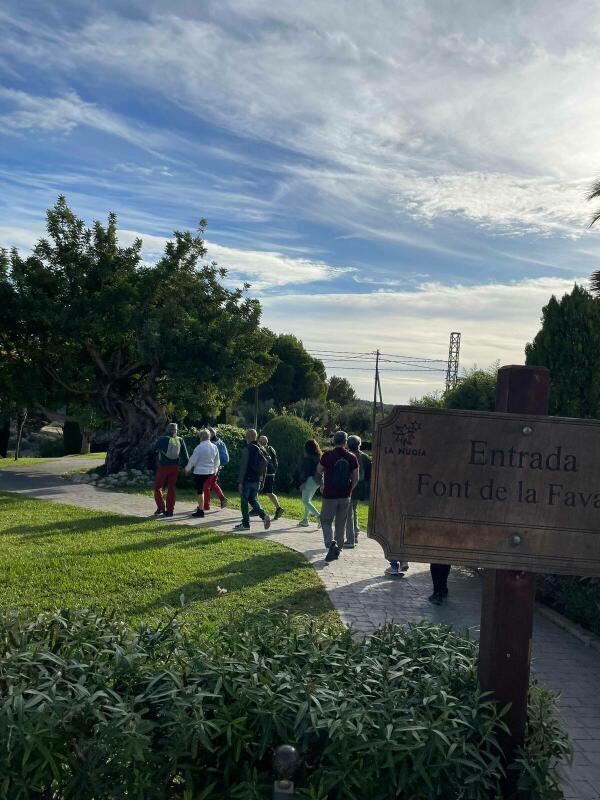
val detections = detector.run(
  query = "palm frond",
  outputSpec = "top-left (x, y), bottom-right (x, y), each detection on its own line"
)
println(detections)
top-left (589, 270), bottom-right (600, 297)
top-left (587, 179), bottom-right (600, 202)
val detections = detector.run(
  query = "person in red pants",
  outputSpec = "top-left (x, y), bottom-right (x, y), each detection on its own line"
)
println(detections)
top-left (150, 423), bottom-right (189, 517)
top-left (203, 428), bottom-right (229, 510)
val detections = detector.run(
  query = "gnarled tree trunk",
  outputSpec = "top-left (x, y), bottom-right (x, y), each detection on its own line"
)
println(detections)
top-left (102, 389), bottom-right (167, 474)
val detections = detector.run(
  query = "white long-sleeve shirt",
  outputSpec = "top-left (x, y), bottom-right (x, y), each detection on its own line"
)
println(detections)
top-left (186, 440), bottom-right (220, 475)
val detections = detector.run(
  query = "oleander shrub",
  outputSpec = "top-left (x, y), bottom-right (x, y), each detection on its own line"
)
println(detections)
top-left (0, 609), bottom-right (570, 800)
top-left (261, 415), bottom-right (315, 491)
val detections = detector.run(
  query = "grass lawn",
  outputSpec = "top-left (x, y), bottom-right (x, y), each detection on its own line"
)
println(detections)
top-left (0, 453), bottom-right (106, 470)
top-left (0, 492), bottom-right (337, 639)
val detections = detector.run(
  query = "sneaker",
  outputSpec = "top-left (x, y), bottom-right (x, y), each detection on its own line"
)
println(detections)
top-left (428, 592), bottom-right (444, 605)
top-left (153, 507), bottom-right (165, 516)
top-left (233, 522), bottom-right (250, 531)
top-left (263, 514), bottom-right (271, 530)
top-left (297, 520), bottom-right (309, 527)
top-left (274, 507), bottom-right (284, 521)
top-left (191, 508), bottom-right (205, 518)
top-left (316, 517), bottom-right (322, 529)
top-left (400, 563), bottom-right (409, 572)
top-left (385, 565), bottom-right (401, 576)
top-left (164, 511), bottom-right (174, 518)
top-left (343, 542), bottom-right (356, 549)
top-left (220, 499), bottom-right (228, 509)
top-left (325, 543), bottom-right (339, 562)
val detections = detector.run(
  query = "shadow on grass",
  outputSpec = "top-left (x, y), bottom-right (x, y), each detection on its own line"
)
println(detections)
top-left (130, 551), bottom-right (317, 616)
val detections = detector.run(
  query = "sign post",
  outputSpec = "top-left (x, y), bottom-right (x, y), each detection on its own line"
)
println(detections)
top-left (478, 366), bottom-right (549, 781)
top-left (368, 363), bottom-right (600, 792)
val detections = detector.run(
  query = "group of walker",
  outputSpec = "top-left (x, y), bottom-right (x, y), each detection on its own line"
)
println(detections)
top-left (150, 423), bottom-right (451, 604)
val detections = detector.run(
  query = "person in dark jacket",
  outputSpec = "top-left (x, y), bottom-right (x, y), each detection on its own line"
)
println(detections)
top-left (233, 429), bottom-right (271, 531)
top-left (298, 438), bottom-right (322, 527)
top-left (150, 422), bottom-right (189, 517)
top-left (258, 434), bottom-right (284, 520)
top-left (345, 435), bottom-right (371, 547)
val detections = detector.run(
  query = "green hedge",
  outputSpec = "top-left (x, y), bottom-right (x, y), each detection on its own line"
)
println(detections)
top-left (180, 424), bottom-right (245, 492)
top-left (0, 609), bottom-right (570, 799)
top-left (537, 575), bottom-right (600, 636)
top-left (261, 415), bottom-right (315, 491)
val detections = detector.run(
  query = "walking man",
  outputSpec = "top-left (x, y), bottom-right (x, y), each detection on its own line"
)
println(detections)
top-left (234, 429), bottom-right (271, 531)
top-left (185, 428), bottom-right (220, 518)
top-left (258, 434), bottom-right (284, 520)
top-left (150, 422), bottom-right (189, 517)
top-left (202, 427), bottom-right (229, 511)
top-left (345, 434), bottom-right (371, 547)
top-left (317, 431), bottom-right (359, 562)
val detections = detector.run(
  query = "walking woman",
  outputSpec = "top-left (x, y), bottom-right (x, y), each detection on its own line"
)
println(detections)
top-left (298, 438), bottom-right (322, 527)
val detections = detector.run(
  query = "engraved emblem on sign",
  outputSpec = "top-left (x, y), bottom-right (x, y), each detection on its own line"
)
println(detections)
top-left (393, 421), bottom-right (422, 447)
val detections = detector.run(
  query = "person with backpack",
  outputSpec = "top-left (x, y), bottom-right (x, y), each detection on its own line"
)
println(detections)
top-left (345, 435), bottom-right (372, 547)
top-left (233, 428), bottom-right (271, 531)
top-left (185, 428), bottom-right (220, 518)
top-left (298, 438), bottom-right (323, 527)
top-left (150, 422), bottom-right (189, 517)
top-left (317, 430), bottom-right (359, 562)
top-left (257, 434), bottom-right (284, 520)
top-left (202, 427), bottom-right (229, 511)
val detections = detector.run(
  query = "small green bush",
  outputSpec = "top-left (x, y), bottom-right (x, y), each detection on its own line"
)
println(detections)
top-left (0, 609), bottom-right (570, 800)
top-left (537, 574), bottom-right (600, 636)
top-left (181, 423), bottom-right (245, 492)
top-left (261, 415), bottom-right (315, 491)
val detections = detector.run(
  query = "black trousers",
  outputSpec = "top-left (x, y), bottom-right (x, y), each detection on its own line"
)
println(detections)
top-left (430, 564), bottom-right (451, 593)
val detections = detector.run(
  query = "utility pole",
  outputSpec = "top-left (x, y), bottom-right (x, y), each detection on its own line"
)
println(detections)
top-left (372, 349), bottom-right (381, 440)
top-left (445, 332), bottom-right (461, 392)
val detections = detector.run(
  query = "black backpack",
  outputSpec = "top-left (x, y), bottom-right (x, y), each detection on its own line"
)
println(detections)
top-left (331, 455), bottom-right (351, 491)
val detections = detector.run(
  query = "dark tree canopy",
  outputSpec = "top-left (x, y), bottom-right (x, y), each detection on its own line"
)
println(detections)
top-left (1, 197), bottom-right (276, 471)
top-left (525, 284), bottom-right (600, 418)
top-left (259, 334), bottom-right (327, 407)
top-left (326, 375), bottom-right (357, 406)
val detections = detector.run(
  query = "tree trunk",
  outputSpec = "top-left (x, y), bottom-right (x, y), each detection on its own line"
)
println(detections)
top-left (102, 389), bottom-right (166, 474)
top-left (80, 430), bottom-right (91, 455)
top-left (0, 416), bottom-right (9, 458)
top-left (15, 408), bottom-right (27, 460)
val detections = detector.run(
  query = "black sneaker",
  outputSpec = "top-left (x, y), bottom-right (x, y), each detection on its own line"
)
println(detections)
top-left (233, 522), bottom-right (250, 531)
top-left (400, 562), bottom-right (409, 572)
top-left (274, 507), bottom-right (284, 521)
top-left (164, 511), bottom-right (174, 518)
top-left (220, 499), bottom-right (228, 509)
top-left (153, 508), bottom-right (165, 516)
top-left (325, 543), bottom-right (339, 562)
top-left (428, 591), bottom-right (443, 605)
top-left (191, 508), bottom-right (205, 518)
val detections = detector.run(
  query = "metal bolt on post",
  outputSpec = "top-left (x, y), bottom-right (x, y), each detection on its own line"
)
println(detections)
top-left (272, 745), bottom-right (300, 799)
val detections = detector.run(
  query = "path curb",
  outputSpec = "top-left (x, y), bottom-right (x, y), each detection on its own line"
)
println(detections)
top-left (536, 602), bottom-right (600, 654)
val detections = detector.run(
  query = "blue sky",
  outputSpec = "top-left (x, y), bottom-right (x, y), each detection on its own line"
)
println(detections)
top-left (1, 0), bottom-right (600, 400)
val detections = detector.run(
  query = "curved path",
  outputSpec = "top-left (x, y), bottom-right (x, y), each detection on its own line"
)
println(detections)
top-left (1, 458), bottom-right (598, 798)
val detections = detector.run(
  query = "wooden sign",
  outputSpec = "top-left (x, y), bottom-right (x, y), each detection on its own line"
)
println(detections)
top-left (369, 406), bottom-right (600, 575)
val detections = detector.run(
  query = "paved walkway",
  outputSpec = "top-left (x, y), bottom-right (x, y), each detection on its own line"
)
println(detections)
top-left (1, 458), bottom-right (599, 798)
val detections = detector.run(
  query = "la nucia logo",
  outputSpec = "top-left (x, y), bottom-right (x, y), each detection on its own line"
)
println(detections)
top-left (388, 420), bottom-right (426, 457)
